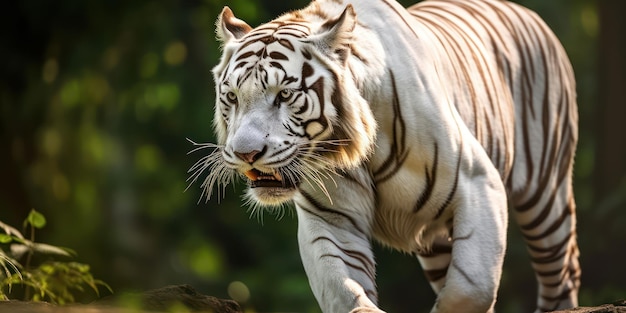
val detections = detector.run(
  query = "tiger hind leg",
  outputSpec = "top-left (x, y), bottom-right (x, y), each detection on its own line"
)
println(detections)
top-left (416, 236), bottom-right (453, 294)
top-left (512, 177), bottom-right (581, 312)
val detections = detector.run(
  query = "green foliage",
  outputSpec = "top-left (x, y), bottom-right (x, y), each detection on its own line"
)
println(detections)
top-left (25, 210), bottom-right (47, 230)
top-left (10, 261), bottom-right (108, 305)
top-left (0, 210), bottom-right (111, 304)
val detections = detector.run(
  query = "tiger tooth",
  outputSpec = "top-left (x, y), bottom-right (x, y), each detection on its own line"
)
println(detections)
top-left (274, 172), bottom-right (282, 181)
top-left (244, 170), bottom-right (259, 181)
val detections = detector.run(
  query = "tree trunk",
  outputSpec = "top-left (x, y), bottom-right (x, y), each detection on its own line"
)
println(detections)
top-left (595, 0), bottom-right (626, 200)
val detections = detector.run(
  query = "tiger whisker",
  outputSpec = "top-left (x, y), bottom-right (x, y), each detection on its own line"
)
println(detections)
top-left (306, 139), bottom-right (352, 146)
top-left (293, 166), bottom-right (330, 202)
top-left (298, 157), bottom-right (338, 183)
top-left (187, 152), bottom-right (221, 176)
top-left (186, 152), bottom-right (220, 185)
top-left (186, 138), bottom-right (223, 154)
top-left (186, 139), bottom-right (235, 203)
top-left (186, 137), bottom-right (342, 206)
top-left (299, 152), bottom-right (340, 171)
top-left (243, 194), bottom-right (264, 224)
top-left (290, 154), bottom-right (337, 204)
top-left (298, 151), bottom-right (341, 179)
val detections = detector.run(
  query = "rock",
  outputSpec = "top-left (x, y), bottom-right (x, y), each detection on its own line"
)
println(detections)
top-left (0, 301), bottom-right (61, 313)
top-left (550, 300), bottom-right (626, 313)
top-left (98, 284), bottom-right (243, 312)
top-left (0, 284), bottom-right (243, 313)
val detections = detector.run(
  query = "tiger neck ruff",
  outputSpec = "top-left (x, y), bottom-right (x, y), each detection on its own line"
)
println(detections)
top-left (196, 0), bottom-right (580, 312)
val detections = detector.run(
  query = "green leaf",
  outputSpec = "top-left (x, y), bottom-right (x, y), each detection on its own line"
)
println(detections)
top-left (0, 234), bottom-right (12, 244)
top-left (26, 210), bottom-right (47, 229)
top-left (96, 280), bottom-right (113, 294)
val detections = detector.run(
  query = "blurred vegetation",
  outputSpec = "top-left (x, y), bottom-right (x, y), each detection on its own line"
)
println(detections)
top-left (0, 0), bottom-right (623, 312)
top-left (1, 210), bottom-right (110, 304)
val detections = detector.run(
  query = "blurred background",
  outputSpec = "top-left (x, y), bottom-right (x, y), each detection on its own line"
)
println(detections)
top-left (1, 0), bottom-right (624, 312)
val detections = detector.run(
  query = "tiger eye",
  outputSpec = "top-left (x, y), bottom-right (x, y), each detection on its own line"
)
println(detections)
top-left (278, 89), bottom-right (293, 101)
top-left (226, 91), bottom-right (237, 103)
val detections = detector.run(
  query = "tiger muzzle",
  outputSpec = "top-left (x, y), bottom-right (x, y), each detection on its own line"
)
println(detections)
top-left (244, 168), bottom-right (298, 189)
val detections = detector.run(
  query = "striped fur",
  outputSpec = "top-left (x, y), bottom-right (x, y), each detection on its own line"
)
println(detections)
top-left (192, 0), bottom-right (580, 312)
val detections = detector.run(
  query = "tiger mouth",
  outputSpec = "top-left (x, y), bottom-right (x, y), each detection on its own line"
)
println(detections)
top-left (244, 169), bottom-right (297, 188)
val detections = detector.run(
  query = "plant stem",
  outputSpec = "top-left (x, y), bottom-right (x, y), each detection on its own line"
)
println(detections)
top-left (23, 225), bottom-right (35, 301)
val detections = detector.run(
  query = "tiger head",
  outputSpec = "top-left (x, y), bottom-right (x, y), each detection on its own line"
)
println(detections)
top-left (201, 4), bottom-right (377, 206)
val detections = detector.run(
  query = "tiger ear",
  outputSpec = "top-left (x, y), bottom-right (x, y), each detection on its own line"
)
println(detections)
top-left (216, 7), bottom-right (252, 45)
top-left (312, 5), bottom-right (357, 57)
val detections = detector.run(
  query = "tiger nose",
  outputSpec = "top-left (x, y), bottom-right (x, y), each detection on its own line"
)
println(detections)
top-left (234, 148), bottom-right (265, 164)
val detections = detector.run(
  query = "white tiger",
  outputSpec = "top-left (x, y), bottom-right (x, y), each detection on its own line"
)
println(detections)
top-left (190, 0), bottom-right (580, 312)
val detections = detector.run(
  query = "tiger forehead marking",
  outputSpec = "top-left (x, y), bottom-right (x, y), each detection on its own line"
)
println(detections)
top-left (219, 26), bottom-right (334, 141)
top-left (227, 22), bottom-right (311, 74)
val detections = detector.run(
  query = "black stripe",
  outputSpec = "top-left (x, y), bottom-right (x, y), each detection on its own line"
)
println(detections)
top-left (265, 147), bottom-right (297, 166)
top-left (299, 190), bottom-right (367, 235)
top-left (525, 230), bottom-right (572, 255)
top-left (519, 189), bottom-right (558, 231)
top-left (434, 146), bottom-right (462, 219)
top-left (338, 169), bottom-right (372, 193)
top-left (417, 240), bottom-right (452, 257)
top-left (414, 142), bottom-right (438, 213)
top-left (450, 261), bottom-right (477, 287)
top-left (535, 268), bottom-right (564, 277)
top-left (277, 38), bottom-right (295, 51)
top-left (373, 71), bottom-right (409, 184)
top-left (269, 61), bottom-right (284, 71)
top-left (313, 236), bottom-right (376, 279)
top-left (313, 236), bottom-right (374, 266)
top-left (319, 254), bottom-right (375, 283)
top-left (424, 268), bottom-right (448, 282)
top-left (523, 203), bottom-right (572, 241)
top-left (269, 51), bottom-right (288, 60)
top-left (235, 50), bottom-right (259, 61)
top-left (529, 246), bottom-right (568, 265)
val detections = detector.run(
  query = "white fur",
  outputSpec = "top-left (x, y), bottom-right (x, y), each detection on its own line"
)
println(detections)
top-left (204, 0), bottom-right (580, 312)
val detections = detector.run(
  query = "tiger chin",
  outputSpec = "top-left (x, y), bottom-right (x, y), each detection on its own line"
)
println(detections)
top-left (243, 167), bottom-right (299, 206)
top-left (191, 0), bottom-right (581, 312)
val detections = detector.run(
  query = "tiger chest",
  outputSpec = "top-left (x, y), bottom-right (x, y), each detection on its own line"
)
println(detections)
top-left (368, 150), bottom-right (455, 253)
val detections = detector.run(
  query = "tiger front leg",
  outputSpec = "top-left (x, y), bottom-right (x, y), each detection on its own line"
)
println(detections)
top-left (296, 205), bottom-right (382, 313)
top-left (294, 171), bottom-right (383, 313)
top-left (431, 155), bottom-right (508, 313)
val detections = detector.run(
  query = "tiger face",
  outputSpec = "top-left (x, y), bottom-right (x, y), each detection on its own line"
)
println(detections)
top-left (206, 5), bottom-right (377, 206)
